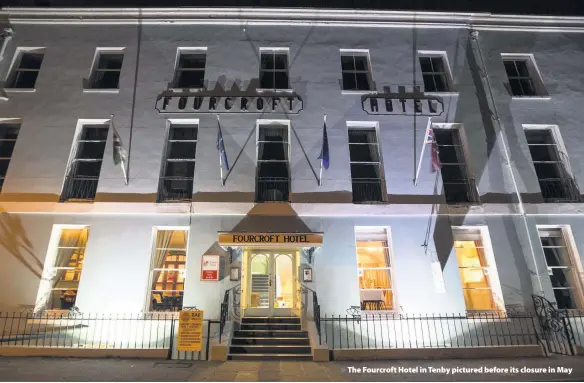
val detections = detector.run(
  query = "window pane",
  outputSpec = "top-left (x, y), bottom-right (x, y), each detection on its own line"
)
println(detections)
top-left (71, 161), bottom-right (102, 177)
top-left (258, 142), bottom-right (287, 161)
top-left (434, 74), bottom-right (448, 92)
top-left (169, 127), bottom-right (197, 141)
top-left (97, 54), bottom-right (123, 70)
top-left (178, 54), bottom-right (205, 69)
top-left (348, 129), bottom-right (377, 144)
top-left (341, 55), bottom-right (354, 71)
top-left (350, 163), bottom-right (381, 179)
top-left (355, 73), bottom-right (370, 91)
top-left (459, 268), bottom-right (490, 289)
top-left (274, 71), bottom-right (289, 89)
top-left (549, 268), bottom-right (573, 288)
top-left (359, 269), bottom-right (391, 289)
top-left (436, 145), bottom-right (459, 163)
top-left (519, 79), bottom-right (535, 96)
top-left (0, 159), bottom-right (10, 176)
top-left (509, 79), bottom-right (523, 96)
top-left (76, 141), bottom-right (107, 159)
top-left (515, 60), bottom-right (530, 77)
top-left (0, 126), bottom-right (20, 140)
top-left (349, 143), bottom-right (379, 162)
top-left (342, 73), bottom-right (357, 90)
top-left (19, 53), bottom-right (43, 69)
top-left (58, 228), bottom-right (89, 250)
top-left (455, 241), bottom-right (488, 267)
top-left (0, 140), bottom-right (16, 158)
top-left (431, 57), bottom-right (445, 72)
top-left (440, 164), bottom-right (465, 182)
top-left (80, 126), bottom-right (108, 141)
top-left (274, 54), bottom-right (288, 69)
top-left (533, 162), bottom-right (562, 179)
top-left (156, 230), bottom-right (187, 249)
top-left (92, 71), bottom-right (120, 89)
top-left (528, 145), bottom-right (557, 162)
top-left (463, 289), bottom-right (496, 310)
top-left (257, 161), bottom-right (289, 178)
top-left (164, 161), bottom-right (195, 178)
top-left (12, 71), bottom-right (39, 88)
top-left (176, 70), bottom-right (204, 88)
top-left (543, 246), bottom-right (571, 267)
top-left (353, 55), bottom-right (368, 71)
top-left (554, 288), bottom-right (576, 310)
top-left (259, 71), bottom-right (274, 89)
top-left (168, 142), bottom-right (197, 159)
top-left (422, 75), bottom-right (436, 92)
top-left (419, 57), bottom-right (432, 73)
top-left (260, 53), bottom-right (274, 70)
top-left (503, 61), bottom-right (518, 77)
top-left (356, 245), bottom-right (389, 268)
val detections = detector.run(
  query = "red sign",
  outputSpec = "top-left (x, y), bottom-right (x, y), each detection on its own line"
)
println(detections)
top-left (201, 255), bottom-right (220, 281)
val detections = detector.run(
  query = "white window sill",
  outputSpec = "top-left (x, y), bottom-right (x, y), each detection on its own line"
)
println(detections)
top-left (3, 88), bottom-right (36, 93)
top-left (83, 88), bottom-right (120, 94)
top-left (168, 88), bottom-right (204, 93)
top-left (424, 91), bottom-right (459, 97)
top-left (511, 95), bottom-right (551, 100)
top-left (341, 90), bottom-right (373, 95)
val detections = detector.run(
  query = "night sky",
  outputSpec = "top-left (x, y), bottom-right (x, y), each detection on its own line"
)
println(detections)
top-left (1, 0), bottom-right (584, 17)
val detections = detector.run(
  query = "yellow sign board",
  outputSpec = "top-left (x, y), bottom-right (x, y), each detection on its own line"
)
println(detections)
top-left (218, 232), bottom-right (323, 246)
top-left (177, 310), bottom-right (204, 352)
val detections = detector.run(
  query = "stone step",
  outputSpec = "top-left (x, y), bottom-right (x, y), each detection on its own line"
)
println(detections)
top-left (231, 337), bottom-right (310, 346)
top-left (229, 345), bottom-right (312, 354)
top-left (234, 330), bottom-right (308, 338)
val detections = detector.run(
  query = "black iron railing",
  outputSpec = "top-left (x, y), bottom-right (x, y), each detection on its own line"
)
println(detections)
top-left (256, 177), bottom-right (290, 202)
top-left (60, 176), bottom-right (99, 202)
top-left (300, 285), bottom-right (321, 342)
top-left (157, 177), bottom-right (193, 202)
top-left (539, 178), bottom-right (581, 203)
top-left (319, 312), bottom-right (539, 349)
top-left (443, 178), bottom-right (480, 204)
top-left (352, 179), bottom-right (385, 203)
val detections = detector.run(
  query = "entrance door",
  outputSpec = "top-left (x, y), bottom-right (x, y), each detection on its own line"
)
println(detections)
top-left (246, 252), bottom-right (297, 316)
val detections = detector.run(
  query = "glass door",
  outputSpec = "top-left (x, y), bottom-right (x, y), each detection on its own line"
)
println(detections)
top-left (246, 252), bottom-right (297, 316)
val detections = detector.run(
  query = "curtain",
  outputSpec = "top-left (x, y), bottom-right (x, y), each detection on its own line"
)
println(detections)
top-left (151, 230), bottom-right (175, 293)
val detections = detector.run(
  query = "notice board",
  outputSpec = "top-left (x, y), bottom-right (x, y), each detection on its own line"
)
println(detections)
top-left (177, 310), bottom-right (204, 351)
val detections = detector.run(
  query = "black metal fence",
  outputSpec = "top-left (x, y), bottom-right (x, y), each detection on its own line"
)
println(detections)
top-left (59, 176), bottom-right (99, 202)
top-left (0, 312), bottom-right (223, 360)
top-left (319, 313), bottom-right (539, 349)
top-left (255, 177), bottom-right (290, 202)
top-left (157, 177), bottom-right (194, 202)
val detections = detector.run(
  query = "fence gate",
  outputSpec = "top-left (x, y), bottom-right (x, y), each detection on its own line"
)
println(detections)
top-left (532, 295), bottom-right (575, 355)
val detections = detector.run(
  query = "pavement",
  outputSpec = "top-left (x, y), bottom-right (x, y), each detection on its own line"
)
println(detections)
top-left (0, 356), bottom-right (583, 381)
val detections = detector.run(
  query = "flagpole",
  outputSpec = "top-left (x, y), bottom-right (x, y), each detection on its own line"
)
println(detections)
top-left (319, 114), bottom-right (326, 187)
top-left (414, 117), bottom-right (432, 186)
top-left (217, 115), bottom-right (224, 186)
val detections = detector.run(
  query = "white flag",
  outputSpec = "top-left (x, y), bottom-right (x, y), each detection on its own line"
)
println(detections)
top-left (111, 116), bottom-right (129, 185)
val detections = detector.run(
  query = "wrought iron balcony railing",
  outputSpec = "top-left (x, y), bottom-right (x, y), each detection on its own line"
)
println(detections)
top-left (157, 177), bottom-right (194, 203)
top-left (443, 178), bottom-right (480, 204)
top-left (59, 176), bottom-right (99, 202)
top-left (352, 178), bottom-right (386, 204)
top-left (256, 177), bottom-right (290, 202)
top-left (539, 177), bottom-right (581, 203)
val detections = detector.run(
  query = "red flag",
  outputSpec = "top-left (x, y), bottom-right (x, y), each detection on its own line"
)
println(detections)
top-left (431, 136), bottom-right (440, 172)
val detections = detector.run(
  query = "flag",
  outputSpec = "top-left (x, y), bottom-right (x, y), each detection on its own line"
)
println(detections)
top-left (317, 120), bottom-right (330, 170)
top-left (430, 130), bottom-right (440, 172)
top-left (216, 118), bottom-right (230, 171)
top-left (111, 117), bottom-right (129, 184)
top-left (425, 127), bottom-right (434, 144)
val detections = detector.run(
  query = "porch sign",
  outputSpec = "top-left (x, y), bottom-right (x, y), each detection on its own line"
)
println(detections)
top-left (177, 310), bottom-right (204, 352)
top-left (201, 255), bottom-right (220, 281)
top-left (218, 232), bottom-right (323, 246)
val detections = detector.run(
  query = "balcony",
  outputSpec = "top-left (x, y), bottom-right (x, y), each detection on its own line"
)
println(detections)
top-left (352, 179), bottom-right (385, 204)
top-left (443, 178), bottom-right (480, 204)
top-left (157, 177), bottom-right (193, 203)
top-left (539, 177), bottom-right (581, 203)
top-left (256, 177), bottom-right (290, 202)
top-left (59, 176), bottom-right (99, 202)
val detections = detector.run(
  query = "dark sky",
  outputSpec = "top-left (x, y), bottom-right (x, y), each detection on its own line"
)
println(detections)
top-left (1, 0), bottom-right (584, 17)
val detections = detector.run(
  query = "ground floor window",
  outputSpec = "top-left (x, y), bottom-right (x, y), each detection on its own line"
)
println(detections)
top-left (355, 227), bottom-right (393, 310)
top-left (453, 228), bottom-right (497, 311)
top-left (149, 229), bottom-right (187, 312)
top-left (47, 227), bottom-right (89, 310)
top-left (538, 227), bottom-right (582, 309)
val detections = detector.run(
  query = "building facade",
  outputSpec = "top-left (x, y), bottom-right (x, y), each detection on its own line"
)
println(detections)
top-left (0, 7), bottom-right (583, 321)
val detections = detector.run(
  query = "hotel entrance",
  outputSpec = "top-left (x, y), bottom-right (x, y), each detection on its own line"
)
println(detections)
top-left (244, 251), bottom-right (299, 317)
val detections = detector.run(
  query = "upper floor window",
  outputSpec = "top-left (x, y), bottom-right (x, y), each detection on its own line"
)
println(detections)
top-left (173, 49), bottom-right (206, 89)
top-left (6, 49), bottom-right (44, 89)
top-left (453, 227), bottom-right (500, 312)
top-left (419, 53), bottom-right (453, 93)
top-left (60, 123), bottom-right (109, 202)
top-left (259, 50), bottom-right (289, 90)
top-left (256, 123), bottom-right (290, 202)
top-left (524, 127), bottom-right (579, 202)
top-left (538, 227), bottom-right (582, 310)
top-left (0, 123), bottom-right (20, 192)
top-left (149, 229), bottom-right (187, 312)
top-left (502, 55), bottom-right (547, 97)
top-left (348, 125), bottom-right (386, 203)
top-left (340, 51), bottom-right (372, 91)
top-left (88, 49), bottom-right (124, 89)
top-left (355, 227), bottom-right (393, 311)
top-left (433, 127), bottom-right (479, 204)
top-left (158, 123), bottom-right (198, 202)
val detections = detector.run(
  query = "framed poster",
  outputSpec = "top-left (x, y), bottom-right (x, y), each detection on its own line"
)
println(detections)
top-left (201, 255), bottom-right (220, 281)
top-left (302, 267), bottom-right (313, 282)
top-left (230, 266), bottom-right (240, 281)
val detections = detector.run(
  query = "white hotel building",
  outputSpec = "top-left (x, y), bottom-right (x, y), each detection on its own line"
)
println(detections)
top-left (0, 6), bottom-right (584, 324)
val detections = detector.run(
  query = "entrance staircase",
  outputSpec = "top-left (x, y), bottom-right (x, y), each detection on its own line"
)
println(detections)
top-left (228, 316), bottom-right (312, 360)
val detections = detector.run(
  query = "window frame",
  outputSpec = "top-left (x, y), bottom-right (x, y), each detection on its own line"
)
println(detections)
top-left (452, 226), bottom-right (505, 314)
top-left (418, 51), bottom-right (455, 94)
top-left (258, 48), bottom-right (291, 91)
top-left (501, 54), bottom-right (549, 98)
top-left (255, 119), bottom-right (291, 202)
top-left (157, 119), bottom-right (198, 203)
top-left (537, 226), bottom-right (584, 310)
top-left (355, 226), bottom-right (396, 312)
top-left (5, 47), bottom-right (45, 91)
top-left (347, 121), bottom-right (387, 203)
top-left (146, 226), bottom-right (190, 312)
top-left (85, 47), bottom-right (125, 92)
top-left (171, 47), bottom-right (207, 90)
top-left (339, 49), bottom-right (373, 93)
top-left (0, 119), bottom-right (21, 192)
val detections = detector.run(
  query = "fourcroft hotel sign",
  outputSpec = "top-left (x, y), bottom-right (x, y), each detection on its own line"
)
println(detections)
top-left (218, 232), bottom-right (323, 246)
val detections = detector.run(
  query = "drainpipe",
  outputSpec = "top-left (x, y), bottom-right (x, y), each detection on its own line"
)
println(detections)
top-left (469, 30), bottom-right (545, 298)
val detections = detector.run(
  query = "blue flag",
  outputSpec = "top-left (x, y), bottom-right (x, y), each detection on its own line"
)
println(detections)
top-left (318, 120), bottom-right (330, 170)
top-left (216, 119), bottom-right (230, 171)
